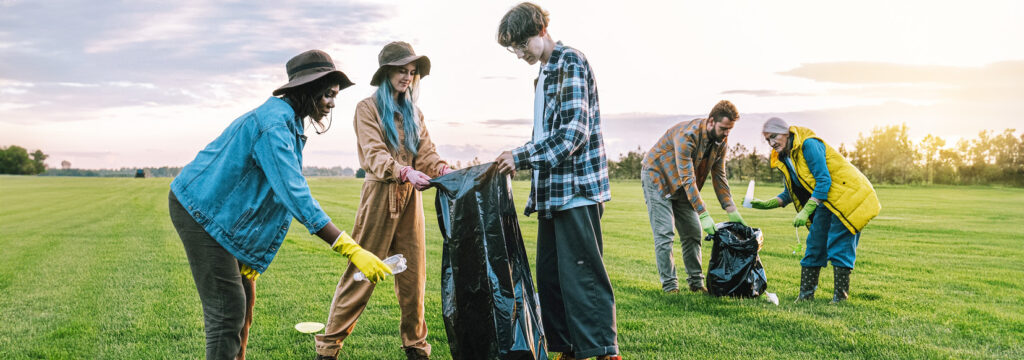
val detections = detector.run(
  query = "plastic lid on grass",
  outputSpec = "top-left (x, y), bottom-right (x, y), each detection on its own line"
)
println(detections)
top-left (295, 322), bottom-right (325, 333)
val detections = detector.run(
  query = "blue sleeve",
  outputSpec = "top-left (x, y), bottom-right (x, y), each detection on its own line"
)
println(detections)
top-left (802, 138), bottom-right (831, 200)
top-left (777, 189), bottom-right (792, 207)
top-left (253, 125), bottom-right (331, 234)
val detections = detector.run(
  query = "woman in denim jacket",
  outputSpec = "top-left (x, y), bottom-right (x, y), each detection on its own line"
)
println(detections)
top-left (168, 50), bottom-right (392, 360)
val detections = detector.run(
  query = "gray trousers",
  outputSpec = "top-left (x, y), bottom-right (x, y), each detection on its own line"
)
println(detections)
top-left (641, 171), bottom-right (705, 291)
top-left (536, 204), bottom-right (619, 358)
top-left (169, 191), bottom-right (255, 360)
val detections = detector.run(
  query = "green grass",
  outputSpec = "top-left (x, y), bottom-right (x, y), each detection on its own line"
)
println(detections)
top-left (1, 176), bottom-right (1022, 359)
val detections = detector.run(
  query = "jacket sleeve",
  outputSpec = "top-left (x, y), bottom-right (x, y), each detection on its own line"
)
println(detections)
top-left (411, 109), bottom-right (448, 177)
top-left (777, 189), bottom-right (792, 207)
top-left (672, 130), bottom-right (708, 214)
top-left (511, 60), bottom-right (591, 171)
top-left (252, 124), bottom-right (331, 234)
top-left (802, 138), bottom-right (832, 200)
top-left (710, 143), bottom-right (736, 211)
top-left (355, 100), bottom-right (404, 181)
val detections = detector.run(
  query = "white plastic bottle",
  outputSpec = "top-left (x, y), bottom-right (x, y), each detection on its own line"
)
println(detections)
top-left (742, 179), bottom-right (755, 208)
top-left (353, 254), bottom-right (407, 281)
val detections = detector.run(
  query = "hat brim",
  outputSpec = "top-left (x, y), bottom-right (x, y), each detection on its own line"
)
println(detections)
top-left (369, 55), bottom-right (431, 86)
top-left (273, 70), bottom-right (354, 96)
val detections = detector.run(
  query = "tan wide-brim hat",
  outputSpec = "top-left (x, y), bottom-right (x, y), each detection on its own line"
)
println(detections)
top-left (369, 41), bottom-right (431, 87)
top-left (273, 49), bottom-right (355, 96)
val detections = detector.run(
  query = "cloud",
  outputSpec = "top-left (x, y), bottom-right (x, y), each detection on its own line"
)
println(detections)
top-left (777, 60), bottom-right (1024, 86)
top-left (721, 89), bottom-right (814, 97)
top-left (480, 118), bottom-right (531, 126)
top-left (0, 1), bottom-right (394, 121)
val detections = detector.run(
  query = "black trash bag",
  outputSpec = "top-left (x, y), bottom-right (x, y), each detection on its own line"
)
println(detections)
top-left (431, 163), bottom-right (547, 360)
top-left (704, 222), bottom-right (768, 298)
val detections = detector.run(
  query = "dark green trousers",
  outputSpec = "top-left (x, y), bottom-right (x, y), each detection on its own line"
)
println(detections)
top-left (169, 191), bottom-right (254, 360)
top-left (536, 204), bottom-right (619, 358)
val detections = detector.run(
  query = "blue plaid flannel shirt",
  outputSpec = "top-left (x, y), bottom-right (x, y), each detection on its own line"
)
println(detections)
top-left (512, 42), bottom-right (611, 218)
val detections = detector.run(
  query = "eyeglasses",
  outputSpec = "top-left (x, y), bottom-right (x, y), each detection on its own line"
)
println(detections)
top-left (505, 39), bottom-right (530, 55)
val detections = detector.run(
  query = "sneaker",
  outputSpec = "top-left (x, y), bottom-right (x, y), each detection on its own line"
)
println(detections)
top-left (689, 284), bottom-right (708, 293)
top-left (404, 347), bottom-right (429, 360)
top-left (665, 288), bottom-right (680, 294)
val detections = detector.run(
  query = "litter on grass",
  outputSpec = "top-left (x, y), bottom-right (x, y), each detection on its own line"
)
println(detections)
top-left (294, 322), bottom-right (325, 334)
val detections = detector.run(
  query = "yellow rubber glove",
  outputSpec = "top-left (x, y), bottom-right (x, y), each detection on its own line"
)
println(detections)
top-left (240, 264), bottom-right (260, 281)
top-left (331, 231), bottom-right (392, 283)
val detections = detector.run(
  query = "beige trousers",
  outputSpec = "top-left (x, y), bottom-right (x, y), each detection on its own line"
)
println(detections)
top-left (315, 180), bottom-right (430, 357)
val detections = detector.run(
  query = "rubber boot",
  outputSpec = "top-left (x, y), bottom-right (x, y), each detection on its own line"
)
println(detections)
top-left (795, 266), bottom-right (820, 302)
top-left (832, 266), bottom-right (851, 303)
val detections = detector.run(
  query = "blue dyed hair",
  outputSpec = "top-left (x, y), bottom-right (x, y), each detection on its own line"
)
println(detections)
top-left (375, 76), bottom-right (419, 153)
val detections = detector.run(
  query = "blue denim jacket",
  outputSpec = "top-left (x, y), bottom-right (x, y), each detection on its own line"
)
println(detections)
top-left (171, 97), bottom-right (331, 273)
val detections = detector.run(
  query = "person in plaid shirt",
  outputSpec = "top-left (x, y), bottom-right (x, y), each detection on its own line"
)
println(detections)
top-left (640, 100), bottom-right (747, 293)
top-left (493, 3), bottom-right (619, 360)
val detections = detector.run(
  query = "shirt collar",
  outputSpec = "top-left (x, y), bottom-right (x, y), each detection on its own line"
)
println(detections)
top-left (541, 41), bottom-right (565, 75)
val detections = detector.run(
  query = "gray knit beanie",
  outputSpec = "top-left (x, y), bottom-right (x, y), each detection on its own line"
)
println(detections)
top-left (762, 117), bottom-right (789, 134)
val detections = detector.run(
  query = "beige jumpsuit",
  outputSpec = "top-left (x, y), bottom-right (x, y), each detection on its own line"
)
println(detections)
top-left (315, 97), bottom-right (447, 358)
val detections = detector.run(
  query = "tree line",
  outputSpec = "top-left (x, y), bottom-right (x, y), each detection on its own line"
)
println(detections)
top-left (605, 125), bottom-right (1023, 187)
top-left (9, 125), bottom-right (1020, 186)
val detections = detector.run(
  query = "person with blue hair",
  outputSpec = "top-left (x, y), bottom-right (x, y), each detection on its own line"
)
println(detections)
top-left (315, 41), bottom-right (450, 360)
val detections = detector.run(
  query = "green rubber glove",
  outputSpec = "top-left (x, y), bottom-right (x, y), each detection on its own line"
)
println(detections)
top-left (750, 198), bottom-right (780, 210)
top-left (728, 211), bottom-right (748, 226)
top-left (699, 211), bottom-right (716, 235)
top-left (332, 231), bottom-right (392, 283)
top-left (793, 201), bottom-right (819, 227)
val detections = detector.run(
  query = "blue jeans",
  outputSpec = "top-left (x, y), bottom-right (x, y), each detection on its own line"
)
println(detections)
top-left (801, 205), bottom-right (859, 269)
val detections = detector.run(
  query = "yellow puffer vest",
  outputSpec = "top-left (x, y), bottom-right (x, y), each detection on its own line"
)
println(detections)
top-left (769, 126), bottom-right (881, 234)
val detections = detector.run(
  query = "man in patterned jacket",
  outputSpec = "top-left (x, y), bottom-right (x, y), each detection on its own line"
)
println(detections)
top-left (640, 100), bottom-right (748, 293)
top-left (493, 3), bottom-right (619, 360)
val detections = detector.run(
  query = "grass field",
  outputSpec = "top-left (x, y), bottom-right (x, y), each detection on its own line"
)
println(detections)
top-left (1, 176), bottom-right (1022, 359)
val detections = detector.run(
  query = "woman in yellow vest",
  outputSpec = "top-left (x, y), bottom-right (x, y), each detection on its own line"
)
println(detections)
top-left (749, 117), bottom-right (880, 302)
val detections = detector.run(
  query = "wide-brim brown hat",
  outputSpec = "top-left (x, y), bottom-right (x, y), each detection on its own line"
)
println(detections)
top-left (273, 49), bottom-right (355, 96)
top-left (369, 41), bottom-right (431, 86)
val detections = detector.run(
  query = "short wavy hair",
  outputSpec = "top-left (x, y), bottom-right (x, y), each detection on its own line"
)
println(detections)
top-left (497, 2), bottom-right (549, 47)
top-left (708, 100), bottom-right (739, 123)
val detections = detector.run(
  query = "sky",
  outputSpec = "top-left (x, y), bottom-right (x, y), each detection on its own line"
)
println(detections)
top-left (1, 0), bottom-right (1022, 169)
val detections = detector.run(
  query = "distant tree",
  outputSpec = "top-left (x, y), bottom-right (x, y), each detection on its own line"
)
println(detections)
top-left (355, 168), bottom-right (366, 178)
top-left (342, 167), bottom-right (355, 177)
top-left (849, 124), bottom-right (918, 184)
top-left (0, 145), bottom-right (46, 175)
top-left (608, 147), bottom-right (643, 180)
top-left (29, 150), bottom-right (47, 173)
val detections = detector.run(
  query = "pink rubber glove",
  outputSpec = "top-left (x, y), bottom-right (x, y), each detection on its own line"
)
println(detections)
top-left (439, 165), bottom-right (453, 176)
top-left (400, 166), bottom-right (432, 191)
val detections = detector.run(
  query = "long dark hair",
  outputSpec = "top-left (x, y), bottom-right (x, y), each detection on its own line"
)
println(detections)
top-left (281, 74), bottom-right (342, 134)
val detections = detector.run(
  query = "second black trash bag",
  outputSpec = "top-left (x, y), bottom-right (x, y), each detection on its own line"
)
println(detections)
top-left (431, 163), bottom-right (547, 360)
top-left (705, 222), bottom-right (768, 298)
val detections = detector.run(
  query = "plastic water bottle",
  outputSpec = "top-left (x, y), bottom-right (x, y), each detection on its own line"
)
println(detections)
top-left (353, 254), bottom-right (407, 281)
top-left (742, 179), bottom-right (755, 208)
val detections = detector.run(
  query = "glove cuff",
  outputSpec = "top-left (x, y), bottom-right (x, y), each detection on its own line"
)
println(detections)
top-left (399, 166), bottom-right (411, 182)
top-left (330, 231), bottom-right (361, 256)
